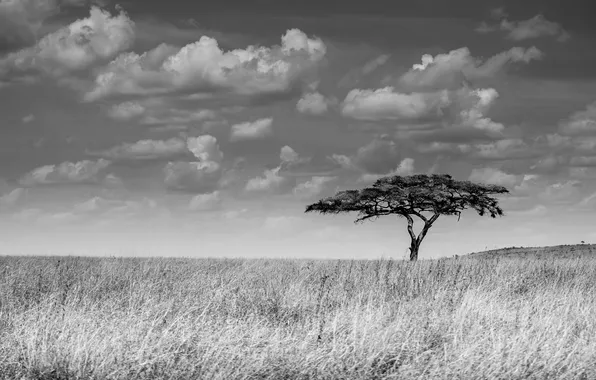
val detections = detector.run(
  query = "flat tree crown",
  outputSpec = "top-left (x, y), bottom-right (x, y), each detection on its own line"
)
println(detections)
top-left (305, 174), bottom-right (509, 223)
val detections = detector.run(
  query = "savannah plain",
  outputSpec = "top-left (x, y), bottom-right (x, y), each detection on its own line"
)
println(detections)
top-left (0, 246), bottom-right (595, 379)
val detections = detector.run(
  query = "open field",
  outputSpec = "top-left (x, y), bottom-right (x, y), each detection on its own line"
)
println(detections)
top-left (0, 251), bottom-right (595, 379)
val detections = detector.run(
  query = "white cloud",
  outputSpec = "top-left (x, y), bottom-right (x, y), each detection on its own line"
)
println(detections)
top-left (469, 167), bottom-right (520, 188)
top-left (245, 167), bottom-right (287, 192)
top-left (19, 159), bottom-right (111, 186)
top-left (164, 135), bottom-right (223, 193)
top-left (341, 87), bottom-right (451, 121)
top-left (358, 158), bottom-right (415, 183)
top-left (107, 102), bottom-right (146, 120)
top-left (1, 6), bottom-right (135, 79)
top-left (186, 135), bottom-right (223, 162)
top-left (296, 92), bottom-right (331, 115)
top-left (538, 180), bottom-right (583, 205)
top-left (21, 114), bottom-right (35, 123)
top-left (558, 102), bottom-right (596, 136)
top-left (164, 161), bottom-right (221, 193)
top-left (293, 176), bottom-right (335, 198)
top-left (0, 187), bottom-right (26, 206)
top-left (280, 145), bottom-right (299, 163)
top-left (458, 88), bottom-right (504, 133)
top-left (189, 191), bottom-right (222, 211)
top-left (230, 118), bottom-right (273, 142)
top-left (89, 138), bottom-right (188, 161)
top-left (84, 28), bottom-right (326, 102)
top-left (245, 145), bottom-right (306, 192)
top-left (400, 46), bottom-right (542, 90)
top-left (478, 13), bottom-right (569, 42)
top-left (140, 108), bottom-right (216, 126)
top-left (338, 54), bottom-right (391, 88)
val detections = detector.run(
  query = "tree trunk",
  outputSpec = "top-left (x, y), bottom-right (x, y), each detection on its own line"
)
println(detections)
top-left (409, 239), bottom-right (420, 261)
top-left (404, 213), bottom-right (440, 261)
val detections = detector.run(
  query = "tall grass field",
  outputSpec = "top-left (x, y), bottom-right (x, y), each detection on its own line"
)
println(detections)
top-left (0, 254), bottom-right (594, 379)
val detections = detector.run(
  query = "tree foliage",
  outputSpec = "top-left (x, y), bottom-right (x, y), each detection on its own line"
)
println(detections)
top-left (305, 174), bottom-right (509, 260)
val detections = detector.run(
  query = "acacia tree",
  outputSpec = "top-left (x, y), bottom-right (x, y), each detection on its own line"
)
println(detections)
top-left (305, 174), bottom-right (509, 261)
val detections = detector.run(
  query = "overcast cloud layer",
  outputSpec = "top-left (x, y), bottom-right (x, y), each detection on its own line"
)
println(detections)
top-left (1, 0), bottom-right (595, 258)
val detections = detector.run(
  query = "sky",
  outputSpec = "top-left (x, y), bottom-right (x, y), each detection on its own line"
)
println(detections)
top-left (1, 0), bottom-right (595, 259)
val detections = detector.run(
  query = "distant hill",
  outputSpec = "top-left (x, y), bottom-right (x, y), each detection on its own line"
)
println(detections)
top-left (464, 244), bottom-right (596, 260)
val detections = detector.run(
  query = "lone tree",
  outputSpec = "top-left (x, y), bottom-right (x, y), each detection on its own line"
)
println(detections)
top-left (305, 174), bottom-right (509, 261)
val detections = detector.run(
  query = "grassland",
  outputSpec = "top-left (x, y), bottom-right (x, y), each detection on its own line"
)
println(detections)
top-left (0, 252), bottom-right (595, 379)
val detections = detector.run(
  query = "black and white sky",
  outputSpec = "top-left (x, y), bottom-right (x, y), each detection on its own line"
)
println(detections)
top-left (1, 0), bottom-right (595, 258)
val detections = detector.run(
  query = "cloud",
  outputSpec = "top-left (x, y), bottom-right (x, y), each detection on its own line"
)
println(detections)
top-left (558, 102), bottom-right (596, 136)
top-left (296, 92), bottom-right (332, 115)
top-left (19, 158), bottom-right (111, 186)
top-left (21, 114), bottom-right (35, 123)
top-left (186, 135), bottom-right (223, 162)
top-left (0, 0), bottom-right (59, 52)
top-left (230, 117), bottom-right (273, 142)
top-left (468, 167), bottom-right (520, 188)
top-left (280, 145), bottom-right (299, 163)
top-left (189, 190), bottom-right (222, 211)
top-left (358, 157), bottom-right (415, 184)
top-left (338, 53), bottom-right (391, 88)
top-left (245, 167), bottom-right (287, 192)
top-left (350, 138), bottom-right (401, 174)
top-left (400, 46), bottom-right (542, 91)
top-left (140, 108), bottom-right (216, 126)
top-left (107, 101), bottom-right (146, 120)
top-left (164, 134), bottom-right (223, 193)
top-left (84, 28), bottom-right (326, 102)
top-left (0, 6), bottom-right (135, 81)
top-left (341, 87), bottom-right (451, 121)
top-left (0, 187), bottom-right (26, 207)
top-left (458, 88), bottom-right (504, 133)
top-left (477, 13), bottom-right (570, 42)
top-left (538, 180), bottom-right (583, 205)
top-left (88, 138), bottom-right (189, 161)
top-left (164, 161), bottom-right (222, 193)
top-left (292, 176), bottom-right (336, 199)
top-left (245, 145), bottom-right (304, 192)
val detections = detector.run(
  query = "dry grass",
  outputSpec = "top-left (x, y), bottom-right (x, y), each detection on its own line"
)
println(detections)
top-left (0, 254), bottom-right (595, 379)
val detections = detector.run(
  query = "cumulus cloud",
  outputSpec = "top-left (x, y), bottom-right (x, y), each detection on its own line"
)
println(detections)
top-left (0, 6), bottom-right (135, 81)
top-left (107, 101), bottom-right (146, 120)
top-left (338, 53), bottom-right (391, 88)
top-left (245, 167), bottom-right (287, 192)
top-left (341, 87), bottom-right (451, 121)
top-left (140, 108), bottom-right (216, 126)
top-left (0, 187), bottom-right (26, 207)
top-left (400, 46), bottom-right (542, 91)
top-left (558, 102), bottom-right (596, 136)
top-left (469, 167), bottom-right (520, 187)
top-left (84, 28), bottom-right (326, 102)
top-left (164, 134), bottom-right (223, 193)
top-left (296, 92), bottom-right (332, 115)
top-left (189, 190), bottom-right (222, 211)
top-left (351, 138), bottom-right (401, 174)
top-left (186, 135), bottom-right (223, 162)
top-left (21, 114), bottom-right (35, 123)
top-left (538, 180), bottom-right (583, 205)
top-left (88, 138), bottom-right (188, 161)
top-left (164, 161), bottom-right (221, 193)
top-left (292, 176), bottom-right (336, 199)
top-left (477, 13), bottom-right (570, 42)
top-left (458, 88), bottom-right (504, 133)
top-left (230, 118), bottom-right (273, 142)
top-left (245, 145), bottom-right (303, 192)
top-left (358, 157), bottom-right (414, 183)
top-left (0, 0), bottom-right (59, 52)
top-left (19, 158), bottom-right (111, 186)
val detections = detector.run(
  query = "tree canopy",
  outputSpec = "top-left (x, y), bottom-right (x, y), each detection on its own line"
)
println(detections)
top-left (305, 174), bottom-right (509, 260)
